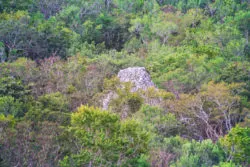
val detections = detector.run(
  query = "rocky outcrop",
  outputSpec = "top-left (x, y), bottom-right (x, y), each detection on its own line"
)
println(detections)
top-left (102, 67), bottom-right (159, 110)
top-left (117, 67), bottom-right (155, 92)
top-left (102, 91), bottom-right (118, 111)
top-left (0, 45), bottom-right (6, 63)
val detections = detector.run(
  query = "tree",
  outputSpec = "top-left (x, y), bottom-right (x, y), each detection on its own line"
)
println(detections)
top-left (0, 120), bottom-right (65, 167)
top-left (0, 0), bottom-right (33, 12)
top-left (60, 105), bottom-right (149, 166)
top-left (220, 125), bottom-right (250, 166)
top-left (167, 82), bottom-right (242, 141)
top-left (115, 0), bottom-right (153, 13)
top-left (0, 96), bottom-right (23, 117)
top-left (34, 0), bottom-right (67, 19)
top-left (0, 76), bottom-right (30, 99)
top-left (0, 20), bottom-right (47, 60)
top-left (226, 10), bottom-right (250, 50)
top-left (134, 105), bottom-right (182, 139)
top-left (24, 92), bottom-right (70, 125)
top-left (172, 139), bottom-right (226, 167)
top-left (151, 18), bottom-right (178, 44)
top-left (0, 13), bottom-right (76, 61)
top-left (156, 0), bottom-right (211, 11)
top-left (211, 0), bottom-right (240, 23)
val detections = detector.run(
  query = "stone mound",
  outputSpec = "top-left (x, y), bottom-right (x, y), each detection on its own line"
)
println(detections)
top-left (117, 67), bottom-right (155, 92)
top-left (102, 67), bottom-right (157, 110)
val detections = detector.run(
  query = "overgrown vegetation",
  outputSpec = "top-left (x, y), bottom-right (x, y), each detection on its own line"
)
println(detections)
top-left (0, 0), bottom-right (249, 166)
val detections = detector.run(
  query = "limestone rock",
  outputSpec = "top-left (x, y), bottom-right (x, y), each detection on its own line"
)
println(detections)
top-left (117, 67), bottom-right (155, 92)
top-left (102, 67), bottom-right (159, 110)
top-left (0, 45), bottom-right (6, 63)
top-left (102, 92), bottom-right (118, 110)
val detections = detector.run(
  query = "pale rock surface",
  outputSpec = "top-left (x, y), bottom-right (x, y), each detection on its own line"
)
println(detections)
top-left (102, 67), bottom-right (158, 110)
top-left (117, 67), bottom-right (155, 92)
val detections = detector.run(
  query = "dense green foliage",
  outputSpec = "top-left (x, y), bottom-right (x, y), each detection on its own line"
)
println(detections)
top-left (0, 0), bottom-right (249, 166)
top-left (60, 106), bottom-right (149, 166)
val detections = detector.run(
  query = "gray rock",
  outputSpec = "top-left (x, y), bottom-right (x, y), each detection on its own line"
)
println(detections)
top-left (102, 91), bottom-right (118, 110)
top-left (117, 67), bottom-right (155, 92)
top-left (0, 45), bottom-right (6, 63)
top-left (102, 67), bottom-right (158, 110)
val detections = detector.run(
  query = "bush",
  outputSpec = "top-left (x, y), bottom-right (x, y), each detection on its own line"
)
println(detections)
top-left (60, 105), bottom-right (149, 166)
top-left (0, 96), bottom-right (23, 117)
top-left (220, 125), bottom-right (250, 165)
